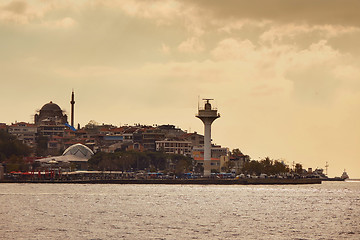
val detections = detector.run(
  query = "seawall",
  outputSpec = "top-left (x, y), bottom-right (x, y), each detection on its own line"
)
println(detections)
top-left (0, 178), bottom-right (322, 185)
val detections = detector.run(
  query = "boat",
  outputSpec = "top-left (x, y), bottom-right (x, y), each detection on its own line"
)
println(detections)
top-left (341, 170), bottom-right (349, 180)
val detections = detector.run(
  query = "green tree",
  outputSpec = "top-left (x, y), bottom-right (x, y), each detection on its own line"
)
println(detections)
top-left (194, 163), bottom-right (204, 174)
top-left (273, 160), bottom-right (289, 174)
top-left (295, 163), bottom-right (303, 174)
top-left (230, 148), bottom-right (245, 158)
top-left (221, 160), bottom-right (235, 173)
top-left (35, 135), bottom-right (49, 157)
top-left (242, 160), bottom-right (262, 175)
top-left (88, 150), bottom-right (193, 174)
top-left (0, 131), bottom-right (31, 160)
top-left (0, 130), bottom-right (31, 172)
top-left (260, 157), bottom-right (273, 174)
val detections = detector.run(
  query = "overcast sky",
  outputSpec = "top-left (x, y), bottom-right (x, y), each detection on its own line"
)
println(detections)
top-left (1, 0), bottom-right (360, 178)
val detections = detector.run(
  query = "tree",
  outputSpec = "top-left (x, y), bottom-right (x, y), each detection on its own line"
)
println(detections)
top-left (194, 163), bottom-right (204, 174)
top-left (35, 135), bottom-right (49, 157)
top-left (273, 160), bottom-right (289, 174)
top-left (231, 148), bottom-right (243, 157)
top-left (221, 160), bottom-right (235, 173)
top-left (295, 163), bottom-right (303, 174)
top-left (260, 157), bottom-right (273, 174)
top-left (0, 130), bottom-right (31, 172)
top-left (242, 160), bottom-right (262, 175)
top-left (88, 150), bottom-right (192, 174)
top-left (0, 131), bottom-right (31, 160)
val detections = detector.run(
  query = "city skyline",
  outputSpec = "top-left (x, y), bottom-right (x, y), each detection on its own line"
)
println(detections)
top-left (1, 0), bottom-right (360, 178)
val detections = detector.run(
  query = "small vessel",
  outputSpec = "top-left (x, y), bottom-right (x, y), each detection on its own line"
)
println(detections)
top-left (341, 170), bottom-right (349, 180)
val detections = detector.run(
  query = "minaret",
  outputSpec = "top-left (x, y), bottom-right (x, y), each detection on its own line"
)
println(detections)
top-left (70, 90), bottom-right (75, 127)
top-left (196, 99), bottom-right (220, 177)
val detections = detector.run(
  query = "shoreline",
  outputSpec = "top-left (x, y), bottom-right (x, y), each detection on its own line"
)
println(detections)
top-left (0, 178), bottom-right (322, 185)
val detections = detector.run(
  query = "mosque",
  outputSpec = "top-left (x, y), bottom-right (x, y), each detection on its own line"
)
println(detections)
top-left (34, 91), bottom-right (75, 138)
top-left (34, 91), bottom-right (92, 169)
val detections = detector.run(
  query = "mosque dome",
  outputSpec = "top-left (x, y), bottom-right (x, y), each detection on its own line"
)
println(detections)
top-left (40, 101), bottom-right (62, 112)
top-left (35, 101), bottom-right (68, 125)
top-left (62, 143), bottom-right (94, 159)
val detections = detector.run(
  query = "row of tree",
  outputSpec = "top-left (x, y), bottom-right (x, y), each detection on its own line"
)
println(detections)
top-left (88, 150), bottom-right (193, 175)
top-left (242, 157), bottom-right (303, 175)
top-left (0, 131), bottom-right (31, 172)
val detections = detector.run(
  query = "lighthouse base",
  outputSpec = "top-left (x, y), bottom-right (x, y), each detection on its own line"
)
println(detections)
top-left (203, 160), bottom-right (211, 177)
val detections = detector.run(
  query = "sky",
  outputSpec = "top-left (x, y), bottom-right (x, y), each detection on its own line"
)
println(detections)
top-left (1, 0), bottom-right (360, 178)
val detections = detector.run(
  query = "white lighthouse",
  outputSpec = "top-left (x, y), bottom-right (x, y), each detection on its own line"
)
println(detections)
top-left (196, 99), bottom-right (220, 177)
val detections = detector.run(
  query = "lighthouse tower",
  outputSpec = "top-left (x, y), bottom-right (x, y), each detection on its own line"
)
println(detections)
top-left (196, 99), bottom-right (220, 177)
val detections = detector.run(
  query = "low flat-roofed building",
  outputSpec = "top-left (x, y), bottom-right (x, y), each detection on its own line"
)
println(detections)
top-left (193, 157), bottom-right (221, 172)
top-left (156, 140), bottom-right (192, 155)
top-left (192, 145), bottom-right (229, 159)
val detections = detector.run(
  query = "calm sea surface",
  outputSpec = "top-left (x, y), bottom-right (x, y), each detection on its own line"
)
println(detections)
top-left (1, 181), bottom-right (359, 240)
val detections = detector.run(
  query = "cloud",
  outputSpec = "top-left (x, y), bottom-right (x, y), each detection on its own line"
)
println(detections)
top-left (41, 17), bottom-right (77, 29)
top-left (0, 0), bottom-right (65, 25)
top-left (182, 0), bottom-right (360, 27)
top-left (95, 0), bottom-right (181, 26)
top-left (260, 24), bottom-right (360, 45)
top-left (211, 38), bottom-right (256, 61)
top-left (3, 0), bottom-right (27, 14)
top-left (178, 37), bottom-right (204, 53)
top-left (161, 43), bottom-right (170, 55)
top-left (0, 0), bottom-right (29, 24)
top-left (216, 19), bottom-right (270, 34)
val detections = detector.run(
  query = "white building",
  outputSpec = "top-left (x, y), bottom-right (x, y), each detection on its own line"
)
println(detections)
top-left (36, 143), bottom-right (94, 170)
top-left (155, 140), bottom-right (192, 155)
top-left (8, 122), bottom-right (37, 147)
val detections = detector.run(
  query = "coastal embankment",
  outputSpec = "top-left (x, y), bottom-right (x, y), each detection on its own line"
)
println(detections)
top-left (0, 178), bottom-right (322, 185)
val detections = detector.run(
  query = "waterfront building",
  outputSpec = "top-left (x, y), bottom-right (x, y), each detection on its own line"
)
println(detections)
top-left (192, 145), bottom-right (229, 172)
top-left (182, 132), bottom-right (204, 147)
top-left (0, 123), bottom-right (7, 131)
top-left (220, 155), bottom-right (230, 172)
top-left (229, 154), bottom-right (250, 174)
top-left (8, 122), bottom-right (37, 147)
top-left (155, 140), bottom-right (192, 155)
top-left (158, 124), bottom-right (187, 138)
top-left (192, 145), bottom-right (229, 159)
top-left (36, 143), bottom-right (94, 170)
top-left (141, 127), bottom-right (165, 151)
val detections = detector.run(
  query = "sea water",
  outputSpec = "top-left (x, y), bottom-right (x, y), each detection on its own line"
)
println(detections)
top-left (0, 181), bottom-right (359, 239)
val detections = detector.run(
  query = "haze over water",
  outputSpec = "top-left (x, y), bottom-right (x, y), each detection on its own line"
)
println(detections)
top-left (1, 182), bottom-right (359, 239)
